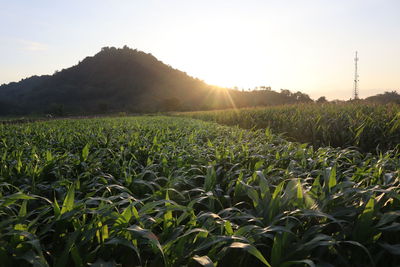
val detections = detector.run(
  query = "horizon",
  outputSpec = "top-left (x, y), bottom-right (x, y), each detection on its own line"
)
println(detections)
top-left (1, 0), bottom-right (400, 100)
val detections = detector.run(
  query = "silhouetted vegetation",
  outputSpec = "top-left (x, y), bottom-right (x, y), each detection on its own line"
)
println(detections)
top-left (365, 91), bottom-right (400, 104)
top-left (316, 96), bottom-right (328, 103)
top-left (1, 46), bottom-right (398, 116)
top-left (0, 46), bottom-right (313, 115)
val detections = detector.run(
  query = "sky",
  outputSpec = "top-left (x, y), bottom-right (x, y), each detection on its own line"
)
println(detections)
top-left (0, 0), bottom-right (399, 100)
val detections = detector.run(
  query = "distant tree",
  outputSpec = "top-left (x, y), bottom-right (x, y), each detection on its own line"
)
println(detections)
top-left (316, 96), bottom-right (328, 103)
top-left (331, 99), bottom-right (346, 104)
top-left (293, 91), bottom-right (313, 103)
top-left (365, 91), bottom-right (400, 104)
top-left (280, 89), bottom-right (292, 97)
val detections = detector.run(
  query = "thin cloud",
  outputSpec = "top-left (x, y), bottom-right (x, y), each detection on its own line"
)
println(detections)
top-left (18, 39), bottom-right (48, 51)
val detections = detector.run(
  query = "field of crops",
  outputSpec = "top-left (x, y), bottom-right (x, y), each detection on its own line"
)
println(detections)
top-left (177, 103), bottom-right (400, 153)
top-left (1, 116), bottom-right (399, 266)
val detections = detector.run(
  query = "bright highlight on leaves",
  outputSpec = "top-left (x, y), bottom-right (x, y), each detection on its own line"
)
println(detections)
top-left (0, 116), bottom-right (398, 266)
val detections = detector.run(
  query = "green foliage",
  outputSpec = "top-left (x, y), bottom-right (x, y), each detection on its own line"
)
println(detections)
top-left (177, 103), bottom-right (400, 152)
top-left (0, 116), bottom-right (399, 266)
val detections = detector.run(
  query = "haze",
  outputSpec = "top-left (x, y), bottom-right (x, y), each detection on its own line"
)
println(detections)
top-left (1, 0), bottom-right (399, 100)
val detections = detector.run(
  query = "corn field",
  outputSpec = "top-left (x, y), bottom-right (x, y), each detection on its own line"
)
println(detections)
top-left (0, 116), bottom-right (399, 266)
top-left (176, 103), bottom-right (400, 153)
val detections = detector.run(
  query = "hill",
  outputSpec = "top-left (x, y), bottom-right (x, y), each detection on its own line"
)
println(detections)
top-left (0, 46), bottom-right (314, 115)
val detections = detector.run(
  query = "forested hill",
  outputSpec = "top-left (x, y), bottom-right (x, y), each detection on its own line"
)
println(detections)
top-left (0, 46), bottom-right (314, 115)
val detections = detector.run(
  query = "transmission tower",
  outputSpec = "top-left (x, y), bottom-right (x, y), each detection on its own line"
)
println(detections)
top-left (353, 51), bottom-right (359, 100)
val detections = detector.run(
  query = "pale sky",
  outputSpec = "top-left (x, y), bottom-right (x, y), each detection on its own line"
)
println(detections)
top-left (1, 0), bottom-right (399, 100)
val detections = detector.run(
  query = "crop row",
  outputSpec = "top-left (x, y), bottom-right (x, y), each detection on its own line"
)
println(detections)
top-left (176, 103), bottom-right (400, 153)
top-left (0, 117), bottom-right (399, 266)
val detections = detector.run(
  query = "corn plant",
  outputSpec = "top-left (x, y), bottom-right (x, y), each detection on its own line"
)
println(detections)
top-left (176, 103), bottom-right (400, 153)
top-left (0, 116), bottom-right (399, 266)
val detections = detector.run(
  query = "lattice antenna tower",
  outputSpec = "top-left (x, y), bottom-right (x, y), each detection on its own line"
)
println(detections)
top-left (353, 51), bottom-right (359, 99)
